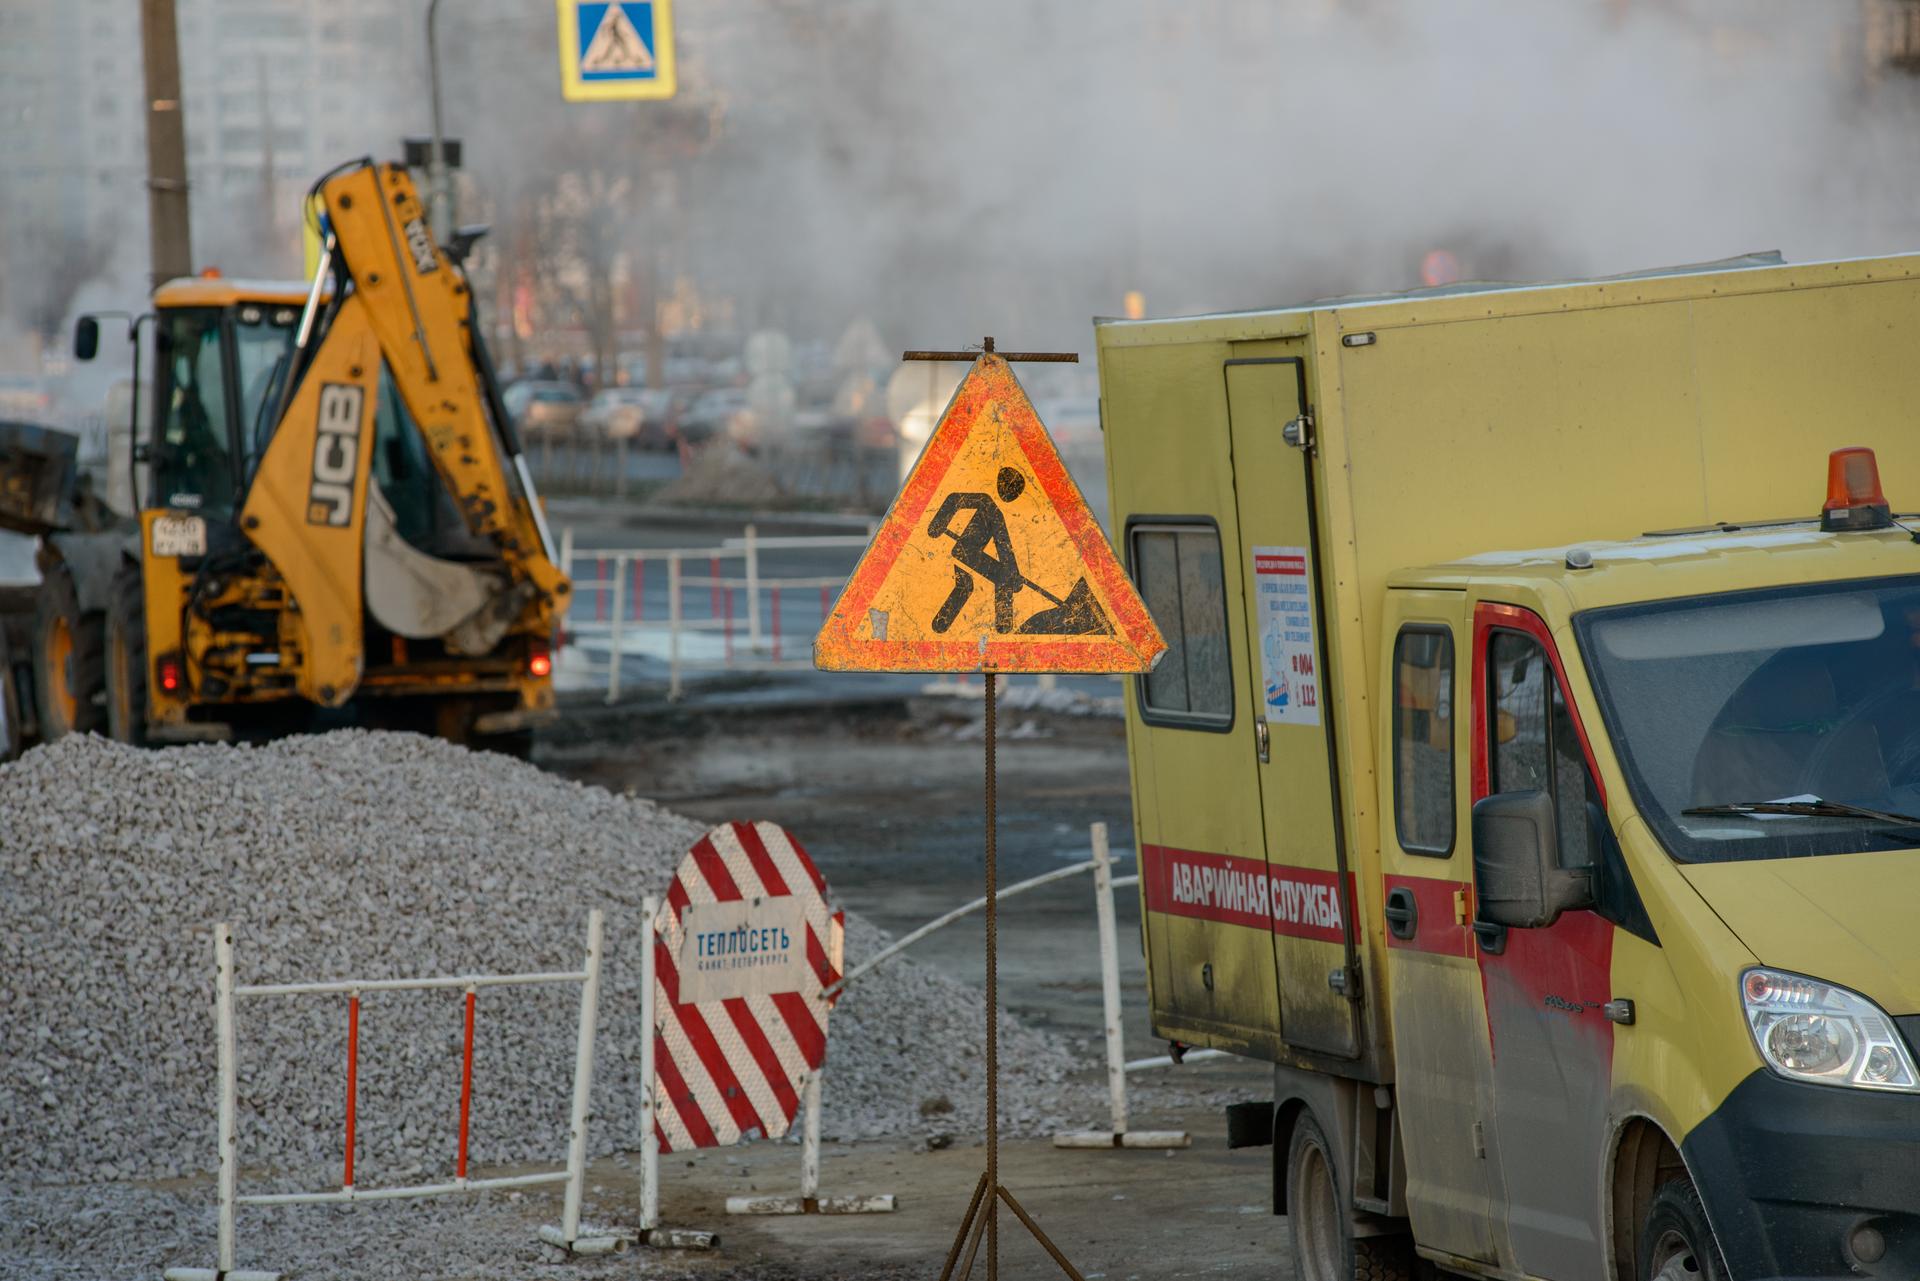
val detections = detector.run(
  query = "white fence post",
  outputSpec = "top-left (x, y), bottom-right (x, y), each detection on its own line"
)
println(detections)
top-left (558, 910), bottom-right (605, 1245)
top-left (559, 525), bottom-right (575, 580)
top-left (639, 895), bottom-right (660, 1234)
top-left (215, 924), bottom-right (238, 1277)
top-left (800, 1070), bottom-right (822, 1202)
top-left (605, 558), bottom-right (626, 705)
top-left (1091, 823), bottom-right (1128, 1137)
top-left (744, 524), bottom-right (761, 653)
top-left (667, 553), bottom-right (683, 702)
top-left (1055, 826), bottom-right (1190, 1150)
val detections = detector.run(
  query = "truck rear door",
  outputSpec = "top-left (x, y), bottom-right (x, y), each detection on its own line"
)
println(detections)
top-left (1223, 351), bottom-right (1362, 1060)
top-left (1110, 348), bottom-right (1283, 1055)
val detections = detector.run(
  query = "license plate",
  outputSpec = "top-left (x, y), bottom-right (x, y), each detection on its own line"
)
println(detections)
top-left (151, 515), bottom-right (207, 558)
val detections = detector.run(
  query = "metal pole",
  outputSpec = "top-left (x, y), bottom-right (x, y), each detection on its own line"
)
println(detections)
top-left (983, 671), bottom-right (998, 1278)
top-left (215, 924), bottom-right (238, 1275)
top-left (141, 0), bottom-right (192, 287)
top-left (560, 909), bottom-right (605, 1244)
top-left (1090, 822), bottom-right (1128, 1137)
top-left (745, 524), bottom-right (761, 653)
top-left (667, 553), bottom-right (683, 701)
top-left (606, 556), bottom-right (626, 705)
top-left (638, 895), bottom-right (660, 1233)
top-left (425, 0), bottom-right (452, 242)
top-left (801, 1070), bottom-right (822, 1203)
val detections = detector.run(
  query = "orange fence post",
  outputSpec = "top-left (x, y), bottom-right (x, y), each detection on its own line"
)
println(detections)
top-left (343, 994), bottom-right (360, 1189)
top-left (457, 989), bottom-right (476, 1179)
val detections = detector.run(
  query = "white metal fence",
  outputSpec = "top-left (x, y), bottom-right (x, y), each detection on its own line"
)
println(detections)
top-left (558, 525), bottom-right (867, 700)
top-left (557, 527), bottom-right (1112, 704)
top-left (165, 911), bottom-right (613, 1281)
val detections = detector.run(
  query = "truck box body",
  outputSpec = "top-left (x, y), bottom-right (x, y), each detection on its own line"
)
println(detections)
top-left (1096, 254), bottom-right (1920, 1080)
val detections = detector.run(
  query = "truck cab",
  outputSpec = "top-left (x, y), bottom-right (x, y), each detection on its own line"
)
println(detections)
top-left (1097, 253), bottom-right (1920, 1281)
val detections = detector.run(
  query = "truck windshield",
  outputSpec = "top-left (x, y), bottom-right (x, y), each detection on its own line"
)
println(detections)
top-left (1577, 575), bottom-right (1920, 863)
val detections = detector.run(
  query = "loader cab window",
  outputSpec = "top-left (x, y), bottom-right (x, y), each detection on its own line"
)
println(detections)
top-left (1489, 630), bottom-right (1601, 869)
top-left (154, 308), bottom-right (238, 518)
top-left (1130, 521), bottom-right (1232, 729)
top-left (1393, 626), bottom-right (1455, 855)
top-left (233, 305), bottom-right (298, 473)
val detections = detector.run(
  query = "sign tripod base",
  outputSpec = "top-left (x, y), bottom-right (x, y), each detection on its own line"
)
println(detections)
top-left (936, 673), bottom-right (1085, 1281)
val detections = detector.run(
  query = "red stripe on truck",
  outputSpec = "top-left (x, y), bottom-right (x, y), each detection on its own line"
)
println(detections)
top-left (1140, 844), bottom-right (1351, 944)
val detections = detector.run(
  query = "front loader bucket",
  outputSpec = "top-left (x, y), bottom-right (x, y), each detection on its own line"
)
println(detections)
top-left (0, 421), bottom-right (79, 536)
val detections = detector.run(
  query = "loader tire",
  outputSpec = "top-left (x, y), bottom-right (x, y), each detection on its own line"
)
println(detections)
top-left (34, 558), bottom-right (105, 739)
top-left (1286, 1112), bottom-right (1428, 1281)
top-left (0, 627), bottom-right (22, 761)
top-left (104, 561), bottom-right (149, 747)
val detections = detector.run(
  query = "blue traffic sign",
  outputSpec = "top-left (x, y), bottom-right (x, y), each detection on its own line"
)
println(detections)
top-left (555, 0), bottom-right (676, 101)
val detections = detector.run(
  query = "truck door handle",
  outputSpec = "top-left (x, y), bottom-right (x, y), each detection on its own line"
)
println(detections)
top-left (1255, 720), bottom-right (1270, 764)
top-left (1384, 887), bottom-right (1418, 940)
top-left (1472, 918), bottom-right (1507, 955)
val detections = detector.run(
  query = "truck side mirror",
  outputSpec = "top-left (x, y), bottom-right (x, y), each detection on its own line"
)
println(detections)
top-left (74, 316), bottom-right (99, 362)
top-left (1472, 789), bottom-right (1594, 929)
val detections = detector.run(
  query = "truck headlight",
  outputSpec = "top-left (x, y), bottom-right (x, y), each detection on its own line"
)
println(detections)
top-left (1741, 968), bottom-right (1920, 1092)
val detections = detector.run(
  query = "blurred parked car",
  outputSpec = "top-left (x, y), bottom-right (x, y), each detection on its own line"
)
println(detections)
top-left (579, 387), bottom-right (675, 447)
top-left (675, 386), bottom-right (751, 446)
top-left (501, 380), bottom-right (582, 438)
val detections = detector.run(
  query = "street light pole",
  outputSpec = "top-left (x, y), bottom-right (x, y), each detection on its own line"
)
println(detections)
top-left (426, 0), bottom-right (452, 241)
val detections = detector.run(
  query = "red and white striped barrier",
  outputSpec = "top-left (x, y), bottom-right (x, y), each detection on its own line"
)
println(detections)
top-left (165, 912), bottom-right (615, 1281)
top-left (639, 822), bottom-right (893, 1225)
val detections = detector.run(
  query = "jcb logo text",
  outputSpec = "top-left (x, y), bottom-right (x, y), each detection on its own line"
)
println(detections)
top-left (307, 383), bottom-right (363, 526)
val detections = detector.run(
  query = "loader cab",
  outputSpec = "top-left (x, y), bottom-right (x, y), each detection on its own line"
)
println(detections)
top-left (132, 279), bottom-right (487, 558)
top-left (146, 287), bottom-right (302, 522)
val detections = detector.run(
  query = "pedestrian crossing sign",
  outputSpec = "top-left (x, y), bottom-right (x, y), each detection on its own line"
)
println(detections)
top-left (556, 0), bottom-right (675, 101)
top-left (815, 354), bottom-right (1166, 675)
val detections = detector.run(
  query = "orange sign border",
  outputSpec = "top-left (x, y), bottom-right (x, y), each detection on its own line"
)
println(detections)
top-left (815, 355), bottom-right (1165, 673)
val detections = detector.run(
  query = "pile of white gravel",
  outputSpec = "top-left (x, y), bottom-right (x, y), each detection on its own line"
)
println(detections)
top-left (0, 731), bottom-right (1079, 1192)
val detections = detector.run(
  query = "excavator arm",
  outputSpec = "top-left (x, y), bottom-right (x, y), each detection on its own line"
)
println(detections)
top-left (239, 161), bottom-right (568, 708)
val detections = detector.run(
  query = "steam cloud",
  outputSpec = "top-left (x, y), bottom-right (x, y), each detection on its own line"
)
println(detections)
top-left (10, 0), bottom-right (1920, 364)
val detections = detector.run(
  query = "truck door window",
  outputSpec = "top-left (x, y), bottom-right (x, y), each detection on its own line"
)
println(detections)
top-left (155, 308), bottom-right (237, 518)
top-left (1129, 522), bottom-right (1232, 728)
top-left (1393, 626), bottom-right (1454, 855)
top-left (1489, 630), bottom-right (1600, 868)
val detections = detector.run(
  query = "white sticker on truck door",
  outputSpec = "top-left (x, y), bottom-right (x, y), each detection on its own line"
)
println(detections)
top-left (1252, 546), bottom-right (1321, 726)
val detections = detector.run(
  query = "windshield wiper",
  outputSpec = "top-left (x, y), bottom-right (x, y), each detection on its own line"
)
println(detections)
top-left (1683, 799), bottom-right (1920, 826)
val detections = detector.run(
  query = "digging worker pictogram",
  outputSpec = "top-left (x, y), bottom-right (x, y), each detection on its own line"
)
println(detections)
top-left (927, 466), bottom-right (1113, 637)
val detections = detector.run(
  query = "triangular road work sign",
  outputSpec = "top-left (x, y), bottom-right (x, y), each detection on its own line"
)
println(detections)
top-left (816, 355), bottom-right (1165, 674)
top-left (581, 2), bottom-right (655, 73)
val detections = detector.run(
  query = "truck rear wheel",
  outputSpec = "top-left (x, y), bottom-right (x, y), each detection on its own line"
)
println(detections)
top-left (1286, 1112), bottom-right (1424, 1281)
top-left (104, 561), bottom-right (148, 747)
top-left (34, 559), bottom-right (105, 739)
top-left (1638, 1181), bottom-right (1728, 1281)
top-left (0, 627), bottom-right (22, 760)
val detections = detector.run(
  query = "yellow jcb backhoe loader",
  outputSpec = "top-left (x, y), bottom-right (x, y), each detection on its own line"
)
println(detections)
top-left (17, 158), bottom-right (571, 757)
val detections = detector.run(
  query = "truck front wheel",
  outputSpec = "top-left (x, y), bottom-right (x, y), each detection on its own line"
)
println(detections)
top-left (1285, 1111), bottom-right (1424, 1281)
top-left (34, 559), bottom-right (105, 739)
top-left (104, 561), bottom-right (148, 747)
top-left (1638, 1181), bottom-right (1728, 1281)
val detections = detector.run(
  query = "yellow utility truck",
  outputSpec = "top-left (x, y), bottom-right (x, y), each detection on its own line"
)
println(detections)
top-left (15, 159), bottom-right (568, 757)
top-left (1096, 254), bottom-right (1920, 1281)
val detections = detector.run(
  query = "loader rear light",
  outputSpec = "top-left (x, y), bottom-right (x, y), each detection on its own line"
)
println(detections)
top-left (528, 641), bottom-right (553, 680)
top-left (1821, 447), bottom-right (1892, 532)
top-left (156, 655), bottom-right (184, 694)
